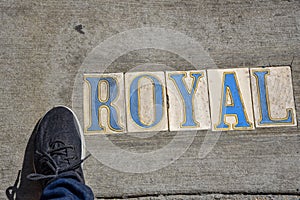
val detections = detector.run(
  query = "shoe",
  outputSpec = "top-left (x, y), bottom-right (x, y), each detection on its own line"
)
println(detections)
top-left (27, 106), bottom-right (89, 187)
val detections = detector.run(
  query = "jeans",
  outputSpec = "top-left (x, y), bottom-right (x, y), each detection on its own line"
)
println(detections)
top-left (41, 178), bottom-right (94, 200)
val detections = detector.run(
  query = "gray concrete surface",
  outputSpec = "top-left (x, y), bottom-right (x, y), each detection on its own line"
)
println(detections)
top-left (98, 194), bottom-right (300, 200)
top-left (1, 0), bottom-right (300, 199)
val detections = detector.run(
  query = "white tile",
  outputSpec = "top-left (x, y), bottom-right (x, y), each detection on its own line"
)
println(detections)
top-left (125, 71), bottom-right (168, 133)
top-left (83, 73), bottom-right (126, 134)
top-left (166, 70), bottom-right (211, 131)
top-left (250, 66), bottom-right (297, 127)
top-left (207, 68), bottom-right (255, 131)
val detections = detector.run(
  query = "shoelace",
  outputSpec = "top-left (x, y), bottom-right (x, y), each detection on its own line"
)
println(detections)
top-left (6, 142), bottom-right (90, 200)
top-left (6, 170), bottom-right (21, 200)
top-left (27, 141), bottom-right (90, 181)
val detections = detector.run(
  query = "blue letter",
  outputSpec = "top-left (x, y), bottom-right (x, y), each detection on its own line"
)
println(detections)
top-left (130, 75), bottom-right (164, 128)
top-left (169, 72), bottom-right (202, 127)
top-left (216, 72), bottom-right (252, 129)
top-left (253, 70), bottom-right (293, 125)
top-left (85, 77), bottom-right (123, 132)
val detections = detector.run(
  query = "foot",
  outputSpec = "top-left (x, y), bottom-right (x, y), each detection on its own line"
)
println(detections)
top-left (27, 106), bottom-right (88, 187)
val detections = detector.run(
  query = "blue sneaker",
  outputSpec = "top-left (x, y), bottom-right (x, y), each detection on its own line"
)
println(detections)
top-left (27, 106), bottom-right (89, 187)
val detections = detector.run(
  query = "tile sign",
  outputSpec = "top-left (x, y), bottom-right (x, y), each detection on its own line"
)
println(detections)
top-left (83, 66), bottom-right (297, 134)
